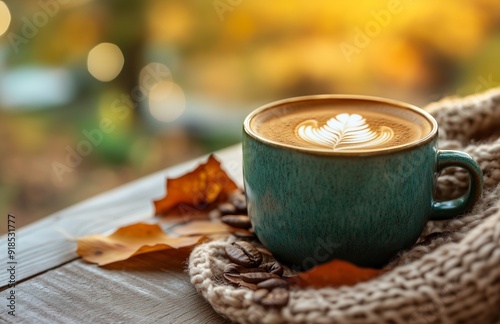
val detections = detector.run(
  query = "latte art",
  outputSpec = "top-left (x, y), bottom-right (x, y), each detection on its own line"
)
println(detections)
top-left (296, 113), bottom-right (394, 151)
top-left (246, 97), bottom-right (434, 153)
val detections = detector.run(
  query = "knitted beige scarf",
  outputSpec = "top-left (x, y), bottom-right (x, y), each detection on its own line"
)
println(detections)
top-left (189, 88), bottom-right (500, 324)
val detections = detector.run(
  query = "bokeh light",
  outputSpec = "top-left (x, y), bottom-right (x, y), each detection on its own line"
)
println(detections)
top-left (139, 62), bottom-right (172, 96)
top-left (0, 1), bottom-right (11, 36)
top-left (87, 43), bottom-right (124, 82)
top-left (148, 81), bottom-right (186, 122)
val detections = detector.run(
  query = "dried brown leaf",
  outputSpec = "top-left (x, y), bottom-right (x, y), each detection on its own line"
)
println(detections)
top-left (294, 259), bottom-right (385, 288)
top-left (171, 220), bottom-right (252, 236)
top-left (154, 155), bottom-right (238, 216)
top-left (76, 223), bottom-right (205, 266)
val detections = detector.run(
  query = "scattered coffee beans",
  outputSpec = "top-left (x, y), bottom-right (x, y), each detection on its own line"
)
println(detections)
top-left (223, 240), bottom-right (291, 308)
top-left (225, 241), bottom-right (263, 268)
top-left (262, 262), bottom-right (284, 277)
top-left (218, 203), bottom-right (237, 216)
top-left (223, 263), bottom-right (243, 285)
top-left (241, 272), bottom-right (279, 284)
top-left (238, 281), bottom-right (258, 290)
top-left (219, 191), bottom-right (290, 308)
top-left (223, 264), bottom-right (265, 287)
top-left (221, 215), bottom-right (252, 229)
top-left (256, 278), bottom-right (289, 290)
top-left (217, 190), bottom-right (247, 215)
top-left (229, 191), bottom-right (247, 212)
top-left (232, 231), bottom-right (256, 240)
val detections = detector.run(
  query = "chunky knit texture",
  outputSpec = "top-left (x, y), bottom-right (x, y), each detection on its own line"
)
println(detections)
top-left (189, 88), bottom-right (500, 324)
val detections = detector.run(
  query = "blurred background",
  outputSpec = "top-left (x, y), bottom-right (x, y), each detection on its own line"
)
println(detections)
top-left (1, 0), bottom-right (499, 233)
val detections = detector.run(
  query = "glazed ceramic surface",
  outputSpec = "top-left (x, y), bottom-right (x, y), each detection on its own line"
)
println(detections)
top-left (242, 95), bottom-right (483, 269)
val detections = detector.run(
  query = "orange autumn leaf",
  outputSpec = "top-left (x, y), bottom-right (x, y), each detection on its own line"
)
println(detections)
top-left (295, 259), bottom-right (385, 288)
top-left (171, 220), bottom-right (252, 236)
top-left (76, 223), bottom-right (205, 266)
top-left (154, 155), bottom-right (238, 215)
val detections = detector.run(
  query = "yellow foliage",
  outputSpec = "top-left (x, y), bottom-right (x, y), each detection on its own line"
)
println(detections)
top-left (146, 0), bottom-right (194, 44)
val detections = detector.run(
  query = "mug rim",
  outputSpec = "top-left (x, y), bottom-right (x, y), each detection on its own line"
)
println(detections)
top-left (243, 94), bottom-right (438, 156)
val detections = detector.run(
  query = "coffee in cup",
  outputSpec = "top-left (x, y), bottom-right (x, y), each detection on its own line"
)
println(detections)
top-left (249, 98), bottom-right (432, 152)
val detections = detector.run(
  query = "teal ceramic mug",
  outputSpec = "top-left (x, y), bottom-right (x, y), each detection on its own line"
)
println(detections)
top-left (242, 95), bottom-right (483, 269)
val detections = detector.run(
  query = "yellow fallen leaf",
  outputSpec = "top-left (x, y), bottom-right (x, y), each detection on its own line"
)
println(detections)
top-left (76, 223), bottom-right (205, 266)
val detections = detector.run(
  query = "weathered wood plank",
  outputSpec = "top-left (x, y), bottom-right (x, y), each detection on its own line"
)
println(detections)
top-left (0, 144), bottom-right (243, 288)
top-left (0, 250), bottom-right (229, 323)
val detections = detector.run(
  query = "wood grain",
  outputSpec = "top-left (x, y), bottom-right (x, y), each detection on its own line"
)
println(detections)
top-left (0, 144), bottom-right (243, 289)
top-left (0, 250), bottom-right (229, 323)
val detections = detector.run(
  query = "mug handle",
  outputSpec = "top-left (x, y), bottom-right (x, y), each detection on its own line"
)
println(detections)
top-left (430, 150), bottom-right (483, 220)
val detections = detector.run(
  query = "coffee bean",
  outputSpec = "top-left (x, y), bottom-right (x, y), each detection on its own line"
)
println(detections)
top-left (241, 272), bottom-right (279, 284)
top-left (232, 231), bottom-right (256, 240)
top-left (224, 263), bottom-right (270, 274)
top-left (223, 240), bottom-right (289, 306)
top-left (238, 281), bottom-right (257, 291)
top-left (257, 278), bottom-right (289, 290)
top-left (218, 203), bottom-right (237, 215)
top-left (253, 288), bottom-right (289, 307)
top-left (223, 263), bottom-right (242, 286)
top-left (224, 263), bottom-right (241, 274)
top-left (224, 263), bottom-right (264, 274)
top-left (223, 271), bottom-right (241, 286)
top-left (225, 241), bottom-right (263, 268)
top-left (262, 262), bottom-right (284, 277)
top-left (221, 215), bottom-right (252, 229)
top-left (229, 192), bottom-right (247, 212)
top-left (223, 263), bottom-right (266, 290)
top-left (223, 265), bottom-right (255, 282)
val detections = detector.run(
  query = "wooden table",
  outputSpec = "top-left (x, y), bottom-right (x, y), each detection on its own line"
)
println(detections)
top-left (0, 145), bottom-right (243, 323)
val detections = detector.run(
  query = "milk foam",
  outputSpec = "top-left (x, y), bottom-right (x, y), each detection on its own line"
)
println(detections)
top-left (249, 102), bottom-right (433, 152)
top-left (296, 113), bottom-right (395, 151)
